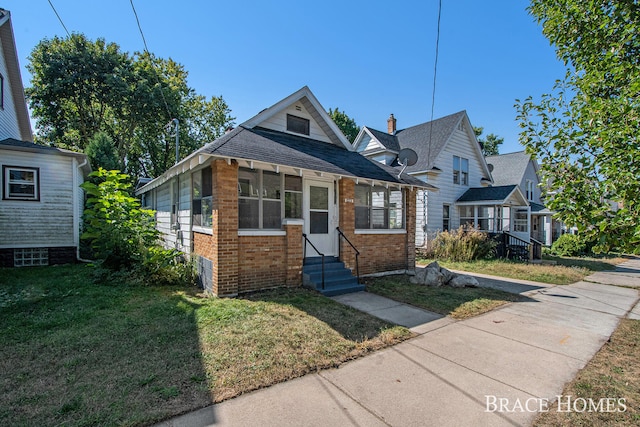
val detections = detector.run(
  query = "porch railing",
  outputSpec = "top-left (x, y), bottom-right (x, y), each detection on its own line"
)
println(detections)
top-left (489, 232), bottom-right (532, 262)
top-left (336, 227), bottom-right (360, 283)
top-left (302, 233), bottom-right (325, 290)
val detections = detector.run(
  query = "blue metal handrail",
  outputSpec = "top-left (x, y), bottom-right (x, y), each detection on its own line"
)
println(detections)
top-left (302, 233), bottom-right (325, 290)
top-left (336, 227), bottom-right (360, 283)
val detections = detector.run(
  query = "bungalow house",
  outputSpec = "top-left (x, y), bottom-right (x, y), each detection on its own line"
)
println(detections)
top-left (136, 86), bottom-right (433, 297)
top-left (353, 112), bottom-right (531, 250)
top-left (0, 8), bottom-right (91, 267)
top-left (486, 151), bottom-right (563, 246)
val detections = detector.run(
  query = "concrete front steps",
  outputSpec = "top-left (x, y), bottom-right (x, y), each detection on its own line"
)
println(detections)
top-left (303, 256), bottom-right (365, 297)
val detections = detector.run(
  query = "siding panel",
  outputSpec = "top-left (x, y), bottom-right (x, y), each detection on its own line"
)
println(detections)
top-left (0, 150), bottom-right (77, 247)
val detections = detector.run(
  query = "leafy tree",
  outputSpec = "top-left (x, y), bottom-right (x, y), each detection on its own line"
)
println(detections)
top-left (26, 34), bottom-right (133, 152)
top-left (516, 0), bottom-right (639, 253)
top-left (473, 126), bottom-right (503, 156)
top-left (328, 107), bottom-right (360, 143)
top-left (26, 34), bottom-right (235, 178)
top-left (85, 132), bottom-right (121, 171)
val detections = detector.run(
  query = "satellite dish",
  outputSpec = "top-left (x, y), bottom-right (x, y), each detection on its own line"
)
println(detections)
top-left (488, 164), bottom-right (494, 172)
top-left (397, 148), bottom-right (419, 179)
top-left (398, 148), bottom-right (418, 167)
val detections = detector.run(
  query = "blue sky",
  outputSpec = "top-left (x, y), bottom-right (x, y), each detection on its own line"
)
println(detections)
top-left (6, 0), bottom-right (566, 154)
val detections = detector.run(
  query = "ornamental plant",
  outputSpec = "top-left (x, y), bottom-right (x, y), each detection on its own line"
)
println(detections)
top-left (81, 169), bottom-right (191, 286)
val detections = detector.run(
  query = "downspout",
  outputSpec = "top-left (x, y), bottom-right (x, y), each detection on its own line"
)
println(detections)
top-left (75, 157), bottom-right (94, 263)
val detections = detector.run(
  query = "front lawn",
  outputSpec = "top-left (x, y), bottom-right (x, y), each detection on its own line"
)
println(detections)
top-left (417, 255), bottom-right (627, 285)
top-left (0, 265), bottom-right (411, 427)
top-left (364, 275), bottom-right (526, 319)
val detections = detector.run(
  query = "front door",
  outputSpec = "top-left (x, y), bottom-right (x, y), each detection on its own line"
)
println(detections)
top-left (304, 180), bottom-right (336, 256)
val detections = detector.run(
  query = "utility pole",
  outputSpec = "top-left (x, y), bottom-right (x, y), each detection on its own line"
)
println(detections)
top-left (173, 118), bottom-right (180, 164)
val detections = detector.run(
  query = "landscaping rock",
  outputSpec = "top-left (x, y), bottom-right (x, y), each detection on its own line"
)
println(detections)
top-left (448, 274), bottom-right (479, 288)
top-left (440, 267), bottom-right (456, 284)
top-left (411, 264), bottom-right (445, 286)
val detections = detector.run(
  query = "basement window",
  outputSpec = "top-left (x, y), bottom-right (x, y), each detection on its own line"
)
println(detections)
top-left (286, 114), bottom-right (310, 136)
top-left (14, 248), bottom-right (49, 267)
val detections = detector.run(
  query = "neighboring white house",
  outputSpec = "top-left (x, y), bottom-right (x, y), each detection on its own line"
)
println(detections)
top-left (486, 151), bottom-right (564, 246)
top-left (353, 112), bottom-right (531, 247)
top-left (0, 9), bottom-right (90, 267)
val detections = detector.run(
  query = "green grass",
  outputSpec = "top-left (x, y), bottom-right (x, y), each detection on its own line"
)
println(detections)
top-left (417, 255), bottom-right (627, 285)
top-left (364, 275), bottom-right (525, 319)
top-left (0, 264), bottom-right (412, 427)
top-left (534, 319), bottom-right (640, 426)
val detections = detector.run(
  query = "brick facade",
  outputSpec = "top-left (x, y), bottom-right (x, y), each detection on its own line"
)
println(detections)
top-left (192, 168), bottom-right (417, 297)
top-left (338, 179), bottom-right (417, 276)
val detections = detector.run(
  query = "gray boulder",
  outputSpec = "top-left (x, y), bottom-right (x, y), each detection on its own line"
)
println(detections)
top-left (448, 274), bottom-right (479, 288)
top-left (411, 266), bottom-right (445, 286)
top-left (440, 267), bottom-right (456, 284)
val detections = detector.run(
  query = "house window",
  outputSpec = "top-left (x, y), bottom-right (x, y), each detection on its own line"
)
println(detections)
top-left (192, 166), bottom-right (213, 227)
top-left (478, 206), bottom-right (502, 231)
top-left (286, 114), bottom-right (310, 136)
top-left (442, 204), bottom-right (450, 231)
top-left (526, 180), bottom-right (534, 201)
top-left (514, 209), bottom-right (528, 232)
top-left (3, 166), bottom-right (39, 201)
top-left (238, 168), bottom-right (301, 229)
top-left (14, 248), bottom-right (49, 267)
top-left (453, 156), bottom-right (469, 185)
top-left (355, 184), bottom-right (404, 230)
top-left (284, 175), bottom-right (302, 219)
top-left (459, 206), bottom-right (475, 228)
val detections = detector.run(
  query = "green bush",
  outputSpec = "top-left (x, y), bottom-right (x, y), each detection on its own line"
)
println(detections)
top-left (550, 233), bottom-right (588, 256)
top-left (431, 227), bottom-right (497, 262)
top-left (81, 168), bottom-right (194, 286)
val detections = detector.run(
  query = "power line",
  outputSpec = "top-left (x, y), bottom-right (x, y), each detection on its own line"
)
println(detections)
top-left (129, 0), bottom-right (173, 122)
top-left (47, 0), bottom-right (70, 36)
top-left (427, 0), bottom-right (442, 167)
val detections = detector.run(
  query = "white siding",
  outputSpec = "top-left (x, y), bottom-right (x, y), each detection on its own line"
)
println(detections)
top-left (153, 175), bottom-right (192, 253)
top-left (0, 150), bottom-right (78, 248)
top-left (259, 103), bottom-right (332, 144)
top-left (414, 127), bottom-right (489, 244)
top-left (356, 133), bottom-right (384, 153)
top-left (520, 161), bottom-right (542, 204)
top-left (0, 40), bottom-right (23, 141)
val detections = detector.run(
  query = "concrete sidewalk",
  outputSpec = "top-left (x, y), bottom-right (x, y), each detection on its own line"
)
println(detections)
top-left (156, 259), bottom-right (640, 427)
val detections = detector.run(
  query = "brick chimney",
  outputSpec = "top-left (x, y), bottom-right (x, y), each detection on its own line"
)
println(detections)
top-left (387, 114), bottom-right (396, 134)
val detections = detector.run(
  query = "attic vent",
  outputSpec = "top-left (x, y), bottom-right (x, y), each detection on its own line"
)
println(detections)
top-left (295, 105), bottom-right (302, 111)
top-left (457, 122), bottom-right (464, 131)
top-left (286, 114), bottom-right (310, 136)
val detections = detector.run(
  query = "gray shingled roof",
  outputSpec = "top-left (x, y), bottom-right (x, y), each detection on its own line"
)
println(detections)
top-left (195, 126), bottom-right (431, 188)
top-left (363, 111), bottom-right (467, 173)
top-left (366, 127), bottom-right (401, 152)
top-left (485, 151), bottom-right (531, 186)
top-left (0, 138), bottom-right (87, 159)
top-left (457, 185), bottom-right (518, 202)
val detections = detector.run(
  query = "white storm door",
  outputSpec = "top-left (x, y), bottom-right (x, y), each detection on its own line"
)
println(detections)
top-left (304, 180), bottom-right (336, 256)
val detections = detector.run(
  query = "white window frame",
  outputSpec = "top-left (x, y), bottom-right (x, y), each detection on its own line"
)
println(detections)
top-left (355, 184), bottom-right (405, 230)
top-left (3, 165), bottom-right (40, 201)
top-left (526, 180), bottom-right (534, 201)
top-left (453, 156), bottom-right (469, 186)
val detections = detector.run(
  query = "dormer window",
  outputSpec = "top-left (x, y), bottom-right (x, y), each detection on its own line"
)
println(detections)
top-left (286, 114), bottom-right (310, 136)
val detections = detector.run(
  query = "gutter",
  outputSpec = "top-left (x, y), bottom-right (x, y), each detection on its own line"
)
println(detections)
top-left (75, 157), bottom-right (94, 263)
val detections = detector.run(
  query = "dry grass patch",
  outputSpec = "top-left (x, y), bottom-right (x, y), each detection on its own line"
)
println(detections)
top-left (0, 265), bottom-right (411, 427)
top-left (534, 319), bottom-right (640, 426)
top-left (364, 275), bottom-right (526, 320)
top-left (418, 256), bottom-right (626, 285)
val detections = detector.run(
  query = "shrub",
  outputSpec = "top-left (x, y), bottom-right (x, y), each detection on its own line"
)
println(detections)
top-left (550, 233), bottom-right (588, 257)
top-left (431, 227), bottom-right (497, 262)
top-left (81, 168), bottom-right (195, 286)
